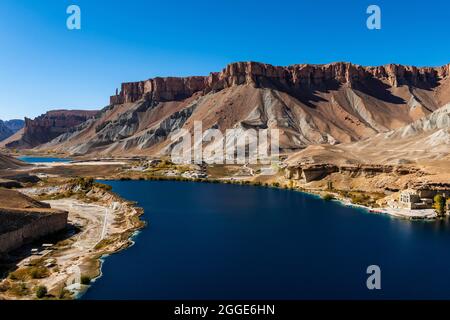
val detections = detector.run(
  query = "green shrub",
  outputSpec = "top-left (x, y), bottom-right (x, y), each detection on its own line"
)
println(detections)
top-left (434, 194), bottom-right (446, 216)
top-left (350, 193), bottom-right (371, 205)
top-left (322, 194), bottom-right (334, 201)
top-left (81, 276), bottom-right (91, 285)
top-left (36, 286), bottom-right (47, 299)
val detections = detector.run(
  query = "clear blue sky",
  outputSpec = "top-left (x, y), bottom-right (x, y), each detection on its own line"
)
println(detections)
top-left (0, 0), bottom-right (449, 120)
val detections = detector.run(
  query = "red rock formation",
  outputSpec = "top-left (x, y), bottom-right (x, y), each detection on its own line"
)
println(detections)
top-left (7, 110), bottom-right (98, 149)
top-left (48, 61), bottom-right (449, 157)
top-left (110, 62), bottom-right (450, 105)
top-left (111, 77), bottom-right (207, 104)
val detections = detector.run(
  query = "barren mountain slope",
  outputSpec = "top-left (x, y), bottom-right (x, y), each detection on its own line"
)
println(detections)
top-left (0, 128), bottom-right (24, 148)
top-left (37, 61), bottom-right (450, 156)
top-left (287, 103), bottom-right (450, 166)
top-left (6, 110), bottom-right (98, 149)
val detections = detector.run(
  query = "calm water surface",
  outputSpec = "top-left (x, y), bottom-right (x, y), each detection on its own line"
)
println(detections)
top-left (18, 156), bottom-right (72, 163)
top-left (82, 180), bottom-right (450, 300)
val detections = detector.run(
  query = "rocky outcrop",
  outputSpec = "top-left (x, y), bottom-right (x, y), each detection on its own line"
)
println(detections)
top-left (0, 208), bottom-right (68, 254)
top-left (6, 110), bottom-right (98, 149)
top-left (285, 164), bottom-right (339, 182)
top-left (42, 61), bottom-right (449, 156)
top-left (0, 189), bottom-right (68, 255)
top-left (110, 77), bottom-right (207, 104)
top-left (285, 163), bottom-right (419, 182)
top-left (110, 62), bottom-right (450, 105)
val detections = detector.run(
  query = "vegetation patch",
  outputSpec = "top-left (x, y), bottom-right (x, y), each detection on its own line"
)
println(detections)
top-left (322, 193), bottom-right (334, 201)
top-left (36, 285), bottom-right (47, 299)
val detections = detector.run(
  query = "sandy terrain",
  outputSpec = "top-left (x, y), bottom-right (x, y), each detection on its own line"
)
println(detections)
top-left (23, 199), bottom-right (113, 295)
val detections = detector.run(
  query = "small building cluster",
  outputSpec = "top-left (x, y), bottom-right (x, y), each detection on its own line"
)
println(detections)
top-left (398, 189), bottom-right (449, 213)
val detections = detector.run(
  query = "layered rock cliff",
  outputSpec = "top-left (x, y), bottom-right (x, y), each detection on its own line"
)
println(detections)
top-left (0, 189), bottom-right (68, 255)
top-left (285, 163), bottom-right (418, 183)
top-left (6, 110), bottom-right (98, 149)
top-left (0, 207), bottom-right (68, 254)
top-left (36, 61), bottom-right (450, 156)
top-left (110, 62), bottom-right (450, 105)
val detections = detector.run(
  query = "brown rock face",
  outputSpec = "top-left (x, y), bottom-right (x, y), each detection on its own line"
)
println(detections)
top-left (110, 62), bottom-right (450, 105)
top-left (46, 60), bottom-right (449, 157)
top-left (285, 163), bottom-right (418, 183)
top-left (110, 77), bottom-right (207, 104)
top-left (6, 110), bottom-right (99, 149)
top-left (0, 208), bottom-right (68, 254)
top-left (0, 189), bottom-right (68, 254)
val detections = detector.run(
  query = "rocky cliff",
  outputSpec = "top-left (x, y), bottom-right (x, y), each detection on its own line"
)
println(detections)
top-left (0, 207), bottom-right (68, 254)
top-left (6, 110), bottom-right (98, 149)
top-left (110, 62), bottom-right (450, 105)
top-left (0, 189), bottom-right (68, 255)
top-left (285, 163), bottom-right (419, 183)
top-left (38, 61), bottom-right (450, 156)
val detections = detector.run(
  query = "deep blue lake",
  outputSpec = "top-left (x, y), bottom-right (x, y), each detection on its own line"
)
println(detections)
top-left (18, 156), bottom-right (72, 163)
top-left (82, 180), bottom-right (450, 300)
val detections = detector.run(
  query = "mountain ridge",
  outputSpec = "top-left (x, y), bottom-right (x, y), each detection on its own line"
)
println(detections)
top-left (110, 61), bottom-right (450, 105)
top-left (12, 61), bottom-right (450, 157)
top-left (287, 103), bottom-right (450, 167)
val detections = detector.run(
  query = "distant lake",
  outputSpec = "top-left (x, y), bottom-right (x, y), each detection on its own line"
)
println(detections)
top-left (82, 180), bottom-right (450, 300)
top-left (18, 156), bottom-right (72, 163)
